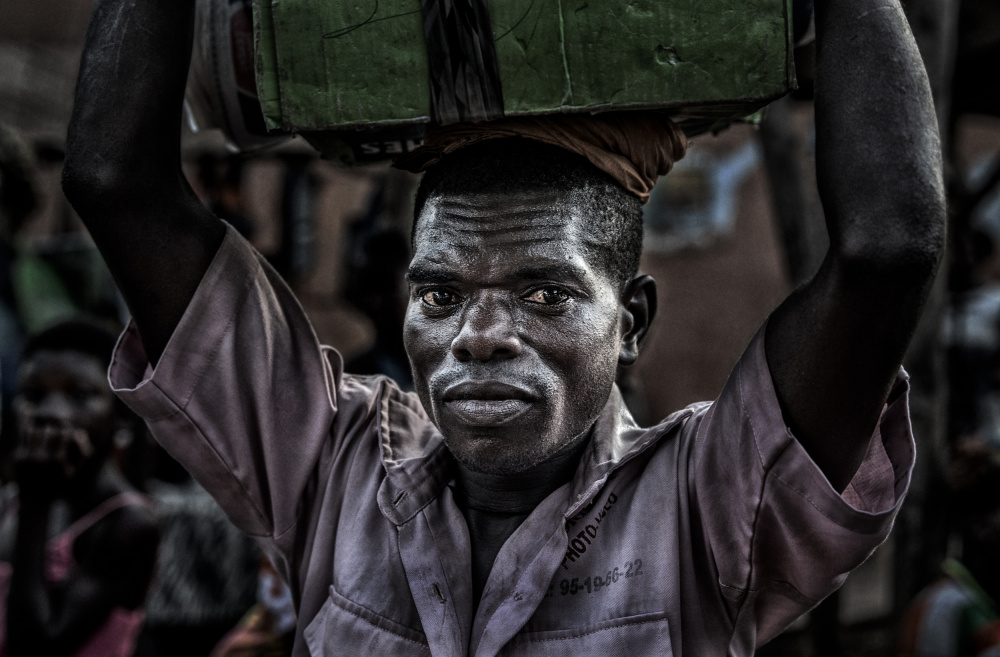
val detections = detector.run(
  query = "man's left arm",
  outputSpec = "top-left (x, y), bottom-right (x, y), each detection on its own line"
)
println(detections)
top-left (765, 0), bottom-right (947, 493)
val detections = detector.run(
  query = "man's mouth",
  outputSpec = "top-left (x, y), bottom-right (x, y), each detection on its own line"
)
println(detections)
top-left (441, 381), bottom-right (536, 427)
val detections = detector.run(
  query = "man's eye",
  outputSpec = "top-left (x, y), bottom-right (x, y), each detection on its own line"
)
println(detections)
top-left (524, 287), bottom-right (570, 305)
top-left (421, 290), bottom-right (461, 307)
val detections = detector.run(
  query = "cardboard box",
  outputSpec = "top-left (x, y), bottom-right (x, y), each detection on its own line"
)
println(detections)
top-left (254, 0), bottom-right (795, 162)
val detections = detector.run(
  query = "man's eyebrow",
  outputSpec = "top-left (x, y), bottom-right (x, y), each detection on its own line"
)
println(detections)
top-left (405, 264), bottom-right (461, 284)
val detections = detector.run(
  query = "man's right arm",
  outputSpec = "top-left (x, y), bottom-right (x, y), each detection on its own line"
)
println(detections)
top-left (63, 0), bottom-right (226, 364)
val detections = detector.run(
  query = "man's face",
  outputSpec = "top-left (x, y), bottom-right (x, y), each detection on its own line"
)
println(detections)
top-left (13, 350), bottom-right (117, 480)
top-left (404, 189), bottom-right (625, 475)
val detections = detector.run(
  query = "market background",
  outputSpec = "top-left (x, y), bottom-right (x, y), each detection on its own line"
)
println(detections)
top-left (3, 0), bottom-right (1000, 653)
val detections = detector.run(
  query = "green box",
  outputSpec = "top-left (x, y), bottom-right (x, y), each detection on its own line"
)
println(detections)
top-left (254, 0), bottom-right (794, 160)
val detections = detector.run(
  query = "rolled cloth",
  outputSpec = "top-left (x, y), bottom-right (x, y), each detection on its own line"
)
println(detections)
top-left (393, 112), bottom-right (687, 204)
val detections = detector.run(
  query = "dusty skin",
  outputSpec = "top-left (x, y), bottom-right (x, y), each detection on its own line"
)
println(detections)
top-left (405, 192), bottom-right (653, 475)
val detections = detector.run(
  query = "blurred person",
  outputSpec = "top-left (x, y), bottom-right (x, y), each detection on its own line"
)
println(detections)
top-left (897, 437), bottom-right (1000, 656)
top-left (0, 318), bottom-right (159, 656)
top-left (208, 556), bottom-right (297, 657)
top-left (136, 446), bottom-right (260, 657)
top-left (62, 0), bottom-right (945, 654)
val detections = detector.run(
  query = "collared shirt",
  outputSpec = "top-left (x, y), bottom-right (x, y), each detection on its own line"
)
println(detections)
top-left (110, 226), bottom-right (914, 656)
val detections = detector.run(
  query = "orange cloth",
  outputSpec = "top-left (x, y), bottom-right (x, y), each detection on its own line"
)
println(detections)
top-left (394, 113), bottom-right (687, 204)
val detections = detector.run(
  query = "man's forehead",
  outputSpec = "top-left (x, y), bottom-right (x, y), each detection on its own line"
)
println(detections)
top-left (410, 190), bottom-right (616, 286)
top-left (423, 189), bottom-right (573, 220)
top-left (414, 190), bottom-right (599, 244)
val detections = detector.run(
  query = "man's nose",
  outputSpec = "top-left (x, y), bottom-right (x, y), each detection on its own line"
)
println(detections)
top-left (450, 295), bottom-right (523, 362)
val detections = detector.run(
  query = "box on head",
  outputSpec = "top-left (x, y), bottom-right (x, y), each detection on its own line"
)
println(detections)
top-left (189, 0), bottom-right (798, 163)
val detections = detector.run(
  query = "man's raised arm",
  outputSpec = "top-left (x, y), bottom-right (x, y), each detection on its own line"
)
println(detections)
top-left (765, 0), bottom-right (947, 491)
top-left (63, 0), bottom-right (226, 364)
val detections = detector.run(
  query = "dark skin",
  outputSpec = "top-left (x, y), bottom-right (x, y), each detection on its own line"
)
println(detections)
top-left (4, 351), bottom-right (159, 657)
top-left (63, 0), bottom-right (944, 597)
top-left (405, 191), bottom-right (650, 475)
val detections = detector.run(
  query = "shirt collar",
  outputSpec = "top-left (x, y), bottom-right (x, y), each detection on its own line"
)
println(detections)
top-left (564, 385), bottom-right (694, 518)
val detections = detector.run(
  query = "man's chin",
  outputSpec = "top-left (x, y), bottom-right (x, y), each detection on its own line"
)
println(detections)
top-left (447, 444), bottom-right (545, 476)
top-left (438, 425), bottom-right (548, 475)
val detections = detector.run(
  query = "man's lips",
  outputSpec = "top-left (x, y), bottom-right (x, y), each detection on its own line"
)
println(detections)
top-left (441, 381), bottom-right (536, 427)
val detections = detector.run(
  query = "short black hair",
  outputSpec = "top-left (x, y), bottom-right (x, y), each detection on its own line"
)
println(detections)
top-left (22, 317), bottom-right (120, 371)
top-left (413, 139), bottom-right (644, 289)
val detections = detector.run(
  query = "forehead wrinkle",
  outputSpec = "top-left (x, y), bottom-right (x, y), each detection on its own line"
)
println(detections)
top-left (425, 213), bottom-right (574, 241)
top-left (446, 221), bottom-right (572, 236)
top-left (437, 206), bottom-right (559, 221)
top-left (424, 194), bottom-right (573, 228)
top-left (407, 242), bottom-right (473, 280)
top-left (434, 191), bottom-right (564, 212)
top-left (416, 215), bottom-right (579, 252)
top-left (413, 199), bottom-right (609, 284)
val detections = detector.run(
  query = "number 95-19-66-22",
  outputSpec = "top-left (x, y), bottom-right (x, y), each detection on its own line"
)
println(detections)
top-left (547, 559), bottom-right (644, 597)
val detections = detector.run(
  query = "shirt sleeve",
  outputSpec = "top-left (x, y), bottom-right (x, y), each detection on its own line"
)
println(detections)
top-left (684, 323), bottom-right (915, 646)
top-left (109, 225), bottom-right (347, 543)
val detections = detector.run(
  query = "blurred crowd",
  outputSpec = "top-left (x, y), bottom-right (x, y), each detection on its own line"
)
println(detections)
top-left (0, 127), bottom-right (310, 657)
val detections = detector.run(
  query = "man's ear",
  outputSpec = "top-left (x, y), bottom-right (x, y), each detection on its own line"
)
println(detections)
top-left (618, 274), bottom-right (657, 366)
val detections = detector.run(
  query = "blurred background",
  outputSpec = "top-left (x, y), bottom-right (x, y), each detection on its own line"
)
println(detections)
top-left (2, 0), bottom-right (1000, 654)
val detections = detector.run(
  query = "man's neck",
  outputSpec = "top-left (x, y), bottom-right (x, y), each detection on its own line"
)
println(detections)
top-left (454, 430), bottom-right (593, 613)
top-left (454, 430), bottom-right (591, 514)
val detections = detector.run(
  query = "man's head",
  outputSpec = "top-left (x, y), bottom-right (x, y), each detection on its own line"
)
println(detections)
top-left (13, 318), bottom-right (123, 484)
top-left (404, 139), bottom-right (656, 475)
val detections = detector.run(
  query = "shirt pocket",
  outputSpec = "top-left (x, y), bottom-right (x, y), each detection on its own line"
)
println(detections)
top-left (498, 612), bottom-right (673, 657)
top-left (304, 585), bottom-right (431, 656)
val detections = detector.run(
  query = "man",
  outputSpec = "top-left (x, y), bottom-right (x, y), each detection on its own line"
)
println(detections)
top-left (61, 0), bottom-right (945, 654)
top-left (0, 319), bottom-right (159, 656)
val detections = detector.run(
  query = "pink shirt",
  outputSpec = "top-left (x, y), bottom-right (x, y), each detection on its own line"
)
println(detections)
top-left (110, 226), bottom-right (914, 656)
top-left (0, 493), bottom-right (148, 657)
